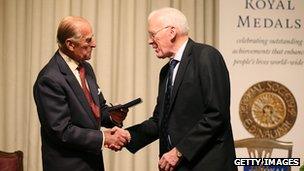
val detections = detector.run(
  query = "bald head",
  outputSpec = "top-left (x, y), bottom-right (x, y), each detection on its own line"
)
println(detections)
top-left (56, 16), bottom-right (96, 62)
top-left (57, 16), bottom-right (91, 48)
top-left (148, 7), bottom-right (189, 35)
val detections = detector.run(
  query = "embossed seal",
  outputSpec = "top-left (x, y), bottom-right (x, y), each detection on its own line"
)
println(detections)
top-left (239, 81), bottom-right (297, 139)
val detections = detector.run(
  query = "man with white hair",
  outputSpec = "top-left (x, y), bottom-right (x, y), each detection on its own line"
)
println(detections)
top-left (124, 7), bottom-right (237, 171)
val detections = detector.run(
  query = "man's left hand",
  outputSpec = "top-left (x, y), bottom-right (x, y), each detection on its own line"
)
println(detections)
top-left (109, 107), bottom-right (129, 127)
top-left (159, 147), bottom-right (182, 171)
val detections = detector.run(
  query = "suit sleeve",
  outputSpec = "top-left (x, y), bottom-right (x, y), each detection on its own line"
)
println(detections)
top-left (34, 76), bottom-right (102, 154)
top-left (176, 46), bottom-right (231, 161)
top-left (98, 91), bottom-right (116, 128)
top-left (125, 98), bottom-right (160, 153)
top-left (125, 66), bottom-right (170, 153)
top-left (126, 102), bottom-right (159, 153)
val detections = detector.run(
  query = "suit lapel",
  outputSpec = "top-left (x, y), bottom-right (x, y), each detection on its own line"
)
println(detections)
top-left (159, 64), bottom-right (170, 122)
top-left (55, 52), bottom-right (98, 127)
top-left (168, 39), bottom-right (193, 112)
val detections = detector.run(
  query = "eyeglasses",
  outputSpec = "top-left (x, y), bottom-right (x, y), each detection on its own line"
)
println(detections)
top-left (148, 26), bottom-right (170, 39)
top-left (84, 35), bottom-right (94, 44)
top-left (72, 34), bottom-right (95, 46)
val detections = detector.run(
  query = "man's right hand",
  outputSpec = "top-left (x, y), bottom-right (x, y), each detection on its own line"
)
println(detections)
top-left (103, 126), bottom-right (131, 151)
top-left (109, 107), bottom-right (129, 127)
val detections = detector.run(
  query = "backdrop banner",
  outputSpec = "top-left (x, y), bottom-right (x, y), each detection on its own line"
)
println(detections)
top-left (219, 0), bottom-right (304, 170)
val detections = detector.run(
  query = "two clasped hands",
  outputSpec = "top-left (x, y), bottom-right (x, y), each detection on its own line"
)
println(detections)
top-left (103, 126), bottom-right (130, 151)
top-left (105, 108), bottom-right (181, 171)
top-left (104, 108), bottom-right (130, 151)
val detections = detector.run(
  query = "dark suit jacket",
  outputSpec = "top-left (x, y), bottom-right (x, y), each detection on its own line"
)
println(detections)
top-left (33, 51), bottom-right (115, 171)
top-left (127, 39), bottom-right (237, 171)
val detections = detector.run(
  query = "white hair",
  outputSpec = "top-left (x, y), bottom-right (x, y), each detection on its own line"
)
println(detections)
top-left (148, 7), bottom-right (189, 35)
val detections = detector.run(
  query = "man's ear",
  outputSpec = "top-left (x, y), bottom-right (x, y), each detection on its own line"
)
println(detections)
top-left (65, 39), bottom-right (75, 51)
top-left (169, 26), bottom-right (177, 42)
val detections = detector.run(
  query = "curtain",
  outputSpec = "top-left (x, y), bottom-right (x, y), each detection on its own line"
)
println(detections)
top-left (0, 0), bottom-right (219, 170)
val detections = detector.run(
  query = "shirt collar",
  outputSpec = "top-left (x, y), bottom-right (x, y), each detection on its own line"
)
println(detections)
top-left (171, 39), bottom-right (188, 62)
top-left (59, 50), bottom-right (79, 71)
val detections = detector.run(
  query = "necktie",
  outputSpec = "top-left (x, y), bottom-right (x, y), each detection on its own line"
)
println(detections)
top-left (77, 64), bottom-right (100, 121)
top-left (160, 59), bottom-right (179, 155)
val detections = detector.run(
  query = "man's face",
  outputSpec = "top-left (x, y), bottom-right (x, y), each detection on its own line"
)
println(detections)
top-left (148, 17), bottom-right (173, 59)
top-left (71, 24), bottom-right (96, 62)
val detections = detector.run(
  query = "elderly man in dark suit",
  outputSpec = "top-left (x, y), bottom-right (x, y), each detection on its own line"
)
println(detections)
top-left (124, 8), bottom-right (237, 171)
top-left (33, 16), bottom-right (130, 171)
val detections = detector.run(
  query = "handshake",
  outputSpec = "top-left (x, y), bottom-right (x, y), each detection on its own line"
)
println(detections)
top-left (104, 98), bottom-right (142, 151)
top-left (103, 126), bottom-right (131, 151)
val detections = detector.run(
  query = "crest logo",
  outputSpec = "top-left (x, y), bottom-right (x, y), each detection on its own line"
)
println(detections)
top-left (239, 81), bottom-right (297, 139)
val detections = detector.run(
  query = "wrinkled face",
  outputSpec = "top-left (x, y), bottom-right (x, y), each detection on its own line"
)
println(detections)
top-left (69, 23), bottom-right (96, 62)
top-left (148, 17), bottom-right (174, 58)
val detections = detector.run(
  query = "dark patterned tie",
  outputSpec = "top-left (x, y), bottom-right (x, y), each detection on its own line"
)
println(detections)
top-left (160, 59), bottom-right (179, 155)
top-left (77, 64), bottom-right (100, 121)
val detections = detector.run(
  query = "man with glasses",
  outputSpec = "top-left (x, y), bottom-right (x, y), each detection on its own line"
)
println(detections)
top-left (33, 16), bottom-right (130, 171)
top-left (123, 7), bottom-right (237, 171)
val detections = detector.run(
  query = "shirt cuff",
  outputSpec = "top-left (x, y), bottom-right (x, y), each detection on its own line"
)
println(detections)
top-left (100, 130), bottom-right (105, 150)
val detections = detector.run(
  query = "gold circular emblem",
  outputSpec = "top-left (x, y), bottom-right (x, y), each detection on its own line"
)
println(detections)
top-left (239, 81), bottom-right (297, 139)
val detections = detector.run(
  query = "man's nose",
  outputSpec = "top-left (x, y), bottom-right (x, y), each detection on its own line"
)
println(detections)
top-left (91, 39), bottom-right (96, 48)
top-left (148, 37), bottom-right (154, 45)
